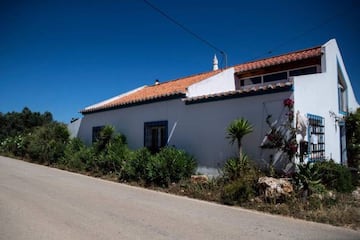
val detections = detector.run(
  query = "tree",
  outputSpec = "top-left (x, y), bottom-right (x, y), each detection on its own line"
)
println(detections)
top-left (0, 107), bottom-right (54, 141)
top-left (227, 118), bottom-right (253, 160)
top-left (346, 108), bottom-right (360, 170)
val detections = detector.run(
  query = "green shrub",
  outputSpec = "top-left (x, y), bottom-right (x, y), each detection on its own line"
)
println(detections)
top-left (121, 148), bottom-right (151, 182)
top-left (222, 155), bottom-right (253, 182)
top-left (221, 155), bottom-right (260, 205)
top-left (221, 178), bottom-right (255, 205)
top-left (294, 162), bottom-right (323, 196)
top-left (0, 107), bottom-right (53, 142)
top-left (60, 127), bottom-right (131, 176)
top-left (60, 138), bottom-right (89, 171)
top-left (95, 134), bottom-right (130, 175)
top-left (222, 157), bottom-right (241, 181)
top-left (146, 154), bottom-right (170, 186)
top-left (146, 147), bottom-right (197, 187)
top-left (27, 123), bottom-right (69, 164)
top-left (346, 108), bottom-right (360, 170)
top-left (315, 160), bottom-right (354, 193)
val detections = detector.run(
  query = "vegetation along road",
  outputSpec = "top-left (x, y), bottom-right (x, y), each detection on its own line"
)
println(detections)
top-left (0, 156), bottom-right (359, 240)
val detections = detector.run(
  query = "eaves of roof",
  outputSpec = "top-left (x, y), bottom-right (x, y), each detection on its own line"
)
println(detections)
top-left (184, 81), bottom-right (293, 105)
top-left (81, 92), bottom-right (185, 114)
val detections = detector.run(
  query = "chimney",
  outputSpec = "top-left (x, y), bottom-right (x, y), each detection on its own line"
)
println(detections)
top-left (155, 79), bottom-right (160, 85)
top-left (213, 54), bottom-right (218, 71)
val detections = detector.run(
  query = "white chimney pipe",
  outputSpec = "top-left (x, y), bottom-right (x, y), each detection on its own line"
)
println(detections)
top-left (213, 54), bottom-right (218, 71)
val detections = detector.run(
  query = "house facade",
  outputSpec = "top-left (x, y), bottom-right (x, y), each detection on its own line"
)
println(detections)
top-left (72, 39), bottom-right (359, 175)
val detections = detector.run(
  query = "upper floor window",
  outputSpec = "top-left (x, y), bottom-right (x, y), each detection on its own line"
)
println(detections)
top-left (240, 76), bottom-right (261, 87)
top-left (144, 121), bottom-right (168, 153)
top-left (237, 65), bottom-right (320, 89)
top-left (289, 66), bottom-right (317, 76)
top-left (263, 71), bottom-right (287, 83)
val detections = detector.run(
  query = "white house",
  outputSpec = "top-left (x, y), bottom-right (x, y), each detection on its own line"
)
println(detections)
top-left (72, 39), bottom-right (359, 175)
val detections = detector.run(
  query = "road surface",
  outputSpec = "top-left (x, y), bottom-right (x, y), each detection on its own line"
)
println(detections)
top-left (0, 156), bottom-right (359, 240)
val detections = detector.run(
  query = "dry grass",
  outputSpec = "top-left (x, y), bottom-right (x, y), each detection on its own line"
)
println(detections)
top-left (151, 179), bottom-right (360, 230)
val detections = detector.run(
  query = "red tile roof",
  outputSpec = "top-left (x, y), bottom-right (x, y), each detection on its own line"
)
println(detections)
top-left (81, 70), bottom-right (221, 113)
top-left (81, 45), bottom-right (322, 114)
top-left (234, 46), bottom-right (322, 73)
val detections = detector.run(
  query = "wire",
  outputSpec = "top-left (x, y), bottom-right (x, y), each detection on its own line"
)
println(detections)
top-left (143, 0), bottom-right (227, 68)
top-left (250, 5), bottom-right (354, 61)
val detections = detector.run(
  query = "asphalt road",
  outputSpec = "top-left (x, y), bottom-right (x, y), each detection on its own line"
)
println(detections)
top-left (0, 156), bottom-right (359, 240)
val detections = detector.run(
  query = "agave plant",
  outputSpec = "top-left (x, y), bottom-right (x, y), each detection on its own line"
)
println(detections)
top-left (295, 162), bottom-right (323, 197)
top-left (223, 154), bottom-right (251, 181)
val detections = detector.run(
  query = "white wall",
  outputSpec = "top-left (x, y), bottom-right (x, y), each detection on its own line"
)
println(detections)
top-left (68, 118), bottom-right (82, 139)
top-left (324, 39), bottom-right (359, 112)
top-left (187, 68), bottom-right (235, 97)
top-left (294, 39), bottom-right (359, 164)
top-left (77, 39), bottom-right (359, 172)
top-left (78, 91), bottom-right (292, 174)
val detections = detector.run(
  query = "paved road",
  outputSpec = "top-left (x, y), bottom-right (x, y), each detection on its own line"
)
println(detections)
top-left (0, 156), bottom-right (359, 240)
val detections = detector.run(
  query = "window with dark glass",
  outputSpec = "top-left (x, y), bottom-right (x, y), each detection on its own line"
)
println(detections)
top-left (240, 76), bottom-right (262, 87)
top-left (144, 121), bottom-right (168, 153)
top-left (307, 114), bottom-right (325, 161)
top-left (263, 71), bottom-right (287, 83)
top-left (289, 66), bottom-right (318, 76)
top-left (92, 126), bottom-right (104, 143)
top-left (237, 65), bottom-right (319, 89)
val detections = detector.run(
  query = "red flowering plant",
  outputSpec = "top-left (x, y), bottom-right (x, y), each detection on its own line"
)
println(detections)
top-left (283, 98), bottom-right (294, 108)
top-left (261, 98), bottom-right (297, 162)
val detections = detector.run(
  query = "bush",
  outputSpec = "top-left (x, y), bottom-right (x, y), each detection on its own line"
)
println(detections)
top-left (27, 123), bottom-right (69, 164)
top-left (222, 155), bottom-right (254, 182)
top-left (346, 108), bottom-right (360, 170)
top-left (0, 134), bottom-right (29, 157)
top-left (121, 148), bottom-right (151, 182)
top-left (221, 155), bottom-right (261, 205)
top-left (315, 160), bottom-right (354, 193)
top-left (60, 138), bottom-right (89, 171)
top-left (95, 134), bottom-right (130, 175)
top-left (146, 147), bottom-right (197, 187)
top-left (221, 178), bottom-right (255, 205)
top-left (294, 162), bottom-right (323, 197)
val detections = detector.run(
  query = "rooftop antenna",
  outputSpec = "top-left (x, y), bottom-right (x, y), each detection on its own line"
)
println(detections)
top-left (143, 0), bottom-right (227, 68)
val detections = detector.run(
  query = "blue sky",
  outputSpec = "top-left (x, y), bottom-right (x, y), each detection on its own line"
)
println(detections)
top-left (1, 0), bottom-right (359, 123)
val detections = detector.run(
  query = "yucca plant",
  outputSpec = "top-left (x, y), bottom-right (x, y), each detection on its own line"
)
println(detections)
top-left (226, 118), bottom-right (253, 160)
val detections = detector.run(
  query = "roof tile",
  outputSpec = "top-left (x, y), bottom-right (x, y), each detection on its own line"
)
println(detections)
top-left (82, 70), bottom-right (221, 113)
top-left (81, 45), bottom-right (322, 114)
top-left (234, 46), bottom-right (322, 73)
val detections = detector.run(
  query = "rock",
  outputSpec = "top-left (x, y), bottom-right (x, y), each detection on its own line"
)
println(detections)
top-left (327, 191), bottom-right (336, 201)
top-left (258, 177), bottom-right (293, 201)
top-left (352, 187), bottom-right (360, 201)
top-left (191, 175), bottom-right (208, 184)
